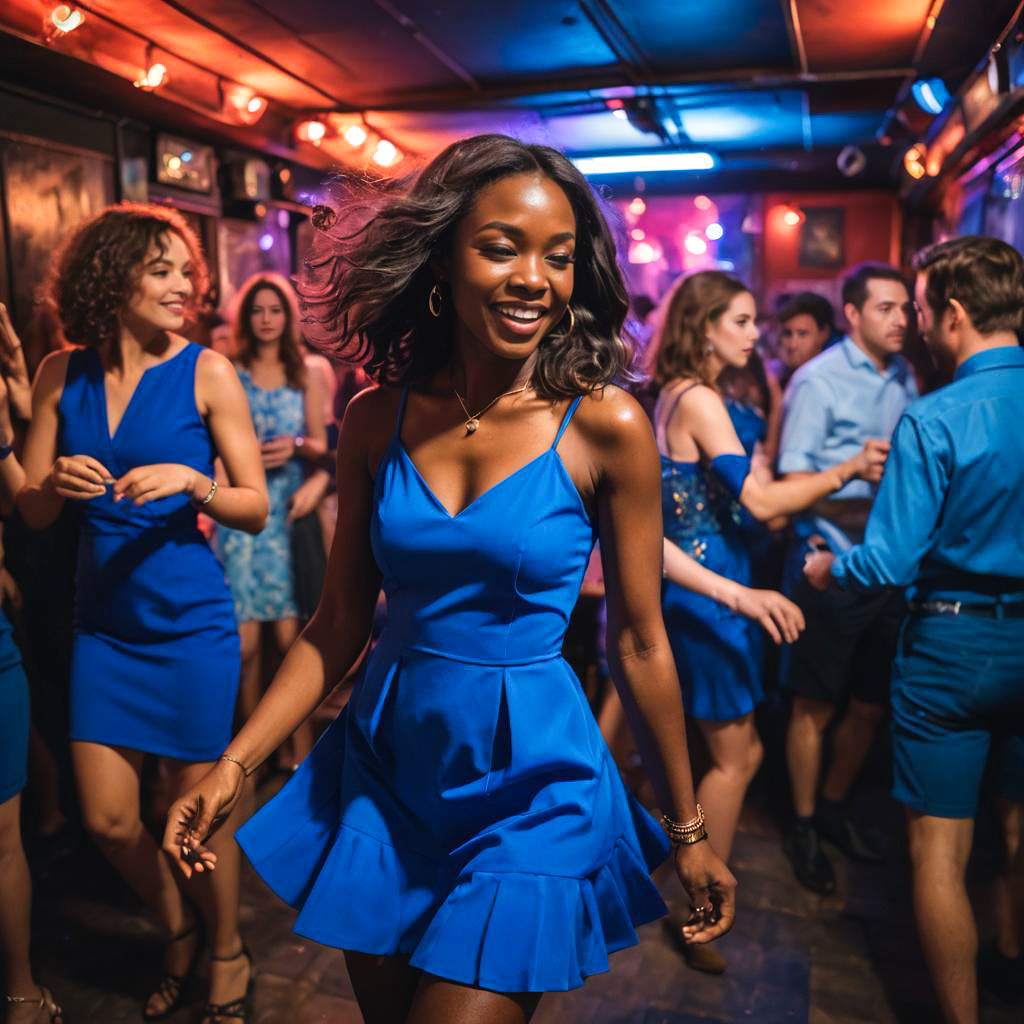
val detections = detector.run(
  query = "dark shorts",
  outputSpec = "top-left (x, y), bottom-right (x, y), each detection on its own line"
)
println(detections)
top-left (891, 613), bottom-right (1024, 819)
top-left (783, 579), bottom-right (905, 706)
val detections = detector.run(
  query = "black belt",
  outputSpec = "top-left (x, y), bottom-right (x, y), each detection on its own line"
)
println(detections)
top-left (910, 599), bottom-right (1024, 619)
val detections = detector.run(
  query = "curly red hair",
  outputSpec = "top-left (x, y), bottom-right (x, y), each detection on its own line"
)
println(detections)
top-left (49, 202), bottom-right (209, 349)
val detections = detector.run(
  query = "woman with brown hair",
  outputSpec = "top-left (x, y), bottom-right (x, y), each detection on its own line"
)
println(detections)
top-left (650, 270), bottom-right (887, 972)
top-left (217, 272), bottom-right (328, 770)
top-left (17, 203), bottom-right (267, 1023)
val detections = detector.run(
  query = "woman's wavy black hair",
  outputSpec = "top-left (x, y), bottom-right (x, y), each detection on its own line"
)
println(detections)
top-left (301, 134), bottom-right (634, 398)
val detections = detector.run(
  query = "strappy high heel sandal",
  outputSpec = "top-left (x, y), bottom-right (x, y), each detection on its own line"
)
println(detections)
top-left (201, 944), bottom-right (255, 1024)
top-left (142, 915), bottom-right (205, 1021)
top-left (5, 986), bottom-right (63, 1022)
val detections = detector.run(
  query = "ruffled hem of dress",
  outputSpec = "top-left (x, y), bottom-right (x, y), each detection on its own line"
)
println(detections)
top-left (404, 834), bottom-right (668, 992)
top-left (240, 809), bottom-right (668, 993)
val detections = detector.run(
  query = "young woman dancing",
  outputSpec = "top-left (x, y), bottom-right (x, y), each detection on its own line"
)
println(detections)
top-left (651, 270), bottom-right (887, 970)
top-left (164, 136), bottom-right (736, 1024)
top-left (18, 204), bottom-right (267, 1023)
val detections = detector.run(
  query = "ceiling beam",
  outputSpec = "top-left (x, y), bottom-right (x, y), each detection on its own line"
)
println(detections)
top-left (358, 66), bottom-right (911, 114)
top-left (153, 0), bottom-right (344, 106)
top-left (372, 0), bottom-right (481, 93)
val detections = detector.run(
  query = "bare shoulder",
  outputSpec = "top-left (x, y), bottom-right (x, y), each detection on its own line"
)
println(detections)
top-left (341, 383), bottom-right (401, 468)
top-left (33, 347), bottom-right (75, 403)
top-left (196, 345), bottom-right (238, 385)
top-left (572, 385), bottom-right (656, 454)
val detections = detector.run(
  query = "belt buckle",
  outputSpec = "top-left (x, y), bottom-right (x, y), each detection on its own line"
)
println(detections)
top-left (929, 600), bottom-right (962, 616)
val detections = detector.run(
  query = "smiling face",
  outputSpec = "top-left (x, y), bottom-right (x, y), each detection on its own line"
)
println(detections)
top-left (779, 312), bottom-right (829, 370)
top-left (123, 231), bottom-right (194, 334)
top-left (249, 286), bottom-right (288, 347)
top-left (444, 172), bottom-right (576, 362)
top-left (706, 290), bottom-right (759, 372)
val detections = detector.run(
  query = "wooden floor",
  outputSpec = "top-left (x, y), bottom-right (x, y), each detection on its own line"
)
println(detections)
top-left (28, 758), bottom-right (1020, 1024)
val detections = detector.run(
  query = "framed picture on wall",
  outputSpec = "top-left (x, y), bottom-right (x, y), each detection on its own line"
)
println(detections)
top-left (799, 207), bottom-right (844, 267)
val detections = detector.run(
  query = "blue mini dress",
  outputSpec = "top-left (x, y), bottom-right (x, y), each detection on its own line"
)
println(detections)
top-left (238, 391), bottom-right (669, 993)
top-left (659, 386), bottom-right (761, 723)
top-left (59, 344), bottom-right (241, 762)
top-left (0, 607), bottom-right (29, 804)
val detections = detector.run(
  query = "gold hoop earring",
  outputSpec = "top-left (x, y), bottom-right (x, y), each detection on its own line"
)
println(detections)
top-left (563, 306), bottom-right (576, 335)
top-left (428, 284), bottom-right (442, 318)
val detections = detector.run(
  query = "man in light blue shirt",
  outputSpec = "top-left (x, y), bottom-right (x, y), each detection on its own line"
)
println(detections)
top-left (806, 236), bottom-right (1024, 1023)
top-left (776, 263), bottom-right (918, 895)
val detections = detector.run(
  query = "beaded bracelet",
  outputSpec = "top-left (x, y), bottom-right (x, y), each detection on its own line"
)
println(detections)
top-left (661, 803), bottom-right (706, 844)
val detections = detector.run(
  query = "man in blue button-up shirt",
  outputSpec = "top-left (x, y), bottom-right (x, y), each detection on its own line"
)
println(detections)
top-left (777, 263), bottom-right (918, 895)
top-left (807, 236), bottom-right (1024, 1024)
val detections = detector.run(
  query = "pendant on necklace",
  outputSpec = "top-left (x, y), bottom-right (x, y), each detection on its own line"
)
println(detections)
top-left (465, 417), bottom-right (480, 434)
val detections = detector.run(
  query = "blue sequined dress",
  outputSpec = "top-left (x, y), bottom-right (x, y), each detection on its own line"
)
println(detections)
top-left (659, 386), bottom-right (761, 722)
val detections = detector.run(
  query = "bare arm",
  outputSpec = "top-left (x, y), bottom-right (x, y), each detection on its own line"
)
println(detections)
top-left (0, 378), bottom-right (25, 514)
top-left (676, 386), bottom-right (884, 522)
top-left (192, 350), bottom-right (268, 532)
top-left (298, 362), bottom-right (328, 461)
top-left (164, 387), bottom-right (386, 875)
top-left (662, 538), bottom-right (803, 644)
top-left (586, 389), bottom-right (736, 941)
top-left (17, 351), bottom-right (114, 529)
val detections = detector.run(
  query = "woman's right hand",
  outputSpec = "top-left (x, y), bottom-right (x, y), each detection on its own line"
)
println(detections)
top-left (0, 302), bottom-right (31, 421)
top-left (163, 760), bottom-right (246, 879)
top-left (47, 455), bottom-right (114, 500)
top-left (848, 439), bottom-right (890, 484)
top-left (729, 585), bottom-right (805, 644)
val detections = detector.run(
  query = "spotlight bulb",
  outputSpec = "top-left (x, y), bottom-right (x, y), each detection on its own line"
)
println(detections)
top-left (297, 120), bottom-right (327, 144)
top-left (344, 124), bottom-right (368, 147)
top-left (373, 139), bottom-right (400, 167)
top-left (134, 62), bottom-right (167, 91)
top-left (50, 5), bottom-right (84, 34)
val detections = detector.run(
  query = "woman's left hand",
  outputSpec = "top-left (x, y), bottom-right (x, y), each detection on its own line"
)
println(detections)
top-left (261, 436), bottom-right (296, 469)
top-left (803, 550), bottom-right (835, 591)
top-left (674, 840), bottom-right (737, 944)
top-left (113, 464), bottom-right (199, 505)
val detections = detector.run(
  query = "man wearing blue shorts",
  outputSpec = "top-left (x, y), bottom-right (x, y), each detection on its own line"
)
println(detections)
top-left (806, 235), bottom-right (1024, 1024)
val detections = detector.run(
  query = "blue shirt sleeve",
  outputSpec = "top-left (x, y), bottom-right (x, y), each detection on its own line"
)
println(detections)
top-left (777, 375), bottom-right (831, 475)
top-left (832, 413), bottom-right (950, 590)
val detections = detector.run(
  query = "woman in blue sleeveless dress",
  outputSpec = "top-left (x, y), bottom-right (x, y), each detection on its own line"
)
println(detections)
top-left (650, 271), bottom-right (889, 969)
top-left (165, 136), bottom-right (737, 1024)
top-left (18, 203), bottom-right (268, 1023)
top-left (0, 367), bottom-right (63, 1022)
top-left (217, 273), bottom-right (327, 770)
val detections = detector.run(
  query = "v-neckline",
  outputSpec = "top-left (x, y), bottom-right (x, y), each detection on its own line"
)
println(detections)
top-left (396, 439), bottom-right (552, 521)
top-left (97, 344), bottom-right (189, 443)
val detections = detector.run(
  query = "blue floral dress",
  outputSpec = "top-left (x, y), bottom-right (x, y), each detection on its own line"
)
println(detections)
top-left (217, 367), bottom-right (304, 622)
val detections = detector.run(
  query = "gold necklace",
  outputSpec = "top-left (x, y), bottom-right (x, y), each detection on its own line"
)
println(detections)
top-left (452, 381), bottom-right (530, 434)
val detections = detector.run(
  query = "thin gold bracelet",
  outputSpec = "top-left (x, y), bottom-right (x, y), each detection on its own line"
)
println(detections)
top-left (218, 753), bottom-right (252, 777)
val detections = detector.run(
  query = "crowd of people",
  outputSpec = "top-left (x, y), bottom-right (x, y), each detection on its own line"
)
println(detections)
top-left (0, 133), bottom-right (1020, 1024)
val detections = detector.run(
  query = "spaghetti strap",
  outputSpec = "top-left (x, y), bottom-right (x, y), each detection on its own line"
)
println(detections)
top-left (394, 386), bottom-right (410, 438)
top-left (660, 381), bottom-right (700, 460)
top-left (552, 396), bottom-right (584, 449)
